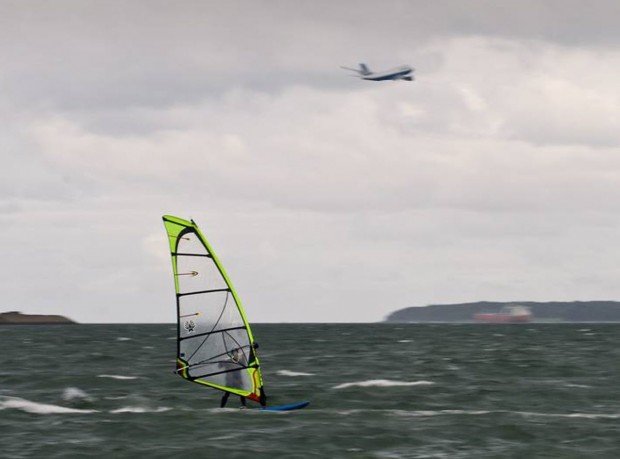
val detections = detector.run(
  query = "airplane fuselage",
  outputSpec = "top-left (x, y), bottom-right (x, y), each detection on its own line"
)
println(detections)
top-left (361, 66), bottom-right (413, 81)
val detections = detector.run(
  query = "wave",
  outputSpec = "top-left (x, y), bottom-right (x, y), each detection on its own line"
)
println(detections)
top-left (563, 383), bottom-right (591, 389)
top-left (392, 409), bottom-right (619, 419)
top-left (62, 387), bottom-right (93, 402)
top-left (333, 408), bottom-right (489, 417)
top-left (116, 337), bottom-right (132, 341)
top-left (97, 374), bottom-right (138, 380)
top-left (277, 370), bottom-right (315, 377)
top-left (515, 410), bottom-right (620, 420)
top-left (397, 339), bottom-right (413, 343)
top-left (333, 379), bottom-right (435, 389)
top-left (393, 409), bottom-right (491, 417)
top-left (0, 397), bottom-right (97, 414)
top-left (110, 406), bottom-right (171, 414)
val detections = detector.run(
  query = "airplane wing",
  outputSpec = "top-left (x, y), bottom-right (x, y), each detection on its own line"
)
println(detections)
top-left (340, 66), bottom-right (361, 74)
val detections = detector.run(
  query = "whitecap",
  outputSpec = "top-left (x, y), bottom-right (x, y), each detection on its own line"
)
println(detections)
top-left (206, 407), bottom-right (245, 413)
top-left (0, 397), bottom-right (97, 414)
top-left (393, 409), bottom-right (440, 417)
top-left (116, 337), bottom-right (132, 341)
top-left (394, 409), bottom-right (491, 417)
top-left (397, 340), bottom-right (412, 343)
top-left (277, 370), bottom-right (315, 377)
top-left (515, 410), bottom-right (620, 419)
top-left (563, 413), bottom-right (619, 419)
top-left (110, 406), bottom-right (170, 414)
top-left (97, 374), bottom-right (138, 380)
top-left (62, 387), bottom-right (93, 402)
top-left (210, 434), bottom-right (243, 441)
top-left (440, 409), bottom-right (491, 415)
top-left (333, 379), bottom-right (434, 390)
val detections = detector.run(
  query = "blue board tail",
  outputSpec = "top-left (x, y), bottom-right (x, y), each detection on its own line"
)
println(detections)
top-left (260, 401), bottom-right (309, 412)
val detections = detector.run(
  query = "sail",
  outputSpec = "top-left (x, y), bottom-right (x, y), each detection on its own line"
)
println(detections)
top-left (162, 215), bottom-right (264, 403)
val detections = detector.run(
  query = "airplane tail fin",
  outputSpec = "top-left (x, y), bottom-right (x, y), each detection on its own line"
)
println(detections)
top-left (358, 63), bottom-right (371, 75)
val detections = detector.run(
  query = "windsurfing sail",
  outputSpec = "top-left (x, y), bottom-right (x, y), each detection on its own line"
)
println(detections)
top-left (162, 215), bottom-right (265, 404)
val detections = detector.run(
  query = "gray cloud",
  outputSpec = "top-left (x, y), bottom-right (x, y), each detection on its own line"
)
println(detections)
top-left (2, 1), bottom-right (620, 322)
top-left (4, 1), bottom-right (620, 112)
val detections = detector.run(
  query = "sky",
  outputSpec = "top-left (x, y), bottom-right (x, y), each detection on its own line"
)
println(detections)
top-left (2, 1), bottom-right (620, 323)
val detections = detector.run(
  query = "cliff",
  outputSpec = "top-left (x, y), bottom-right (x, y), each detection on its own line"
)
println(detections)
top-left (0, 311), bottom-right (76, 324)
top-left (385, 301), bottom-right (620, 323)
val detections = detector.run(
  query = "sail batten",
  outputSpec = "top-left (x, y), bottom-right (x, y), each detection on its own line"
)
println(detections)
top-left (179, 325), bottom-right (248, 341)
top-left (162, 215), bottom-right (264, 401)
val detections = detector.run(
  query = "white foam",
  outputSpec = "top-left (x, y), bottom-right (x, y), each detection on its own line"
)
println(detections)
top-left (441, 409), bottom-right (491, 415)
top-left (116, 337), bottom-right (132, 341)
top-left (0, 397), bottom-right (97, 414)
top-left (110, 406), bottom-right (170, 414)
top-left (97, 374), bottom-right (138, 380)
top-left (392, 408), bottom-right (618, 419)
top-left (563, 413), bottom-right (620, 419)
top-left (333, 379), bottom-right (434, 390)
top-left (397, 340), bottom-right (413, 343)
top-left (277, 370), bottom-right (315, 377)
top-left (394, 409), bottom-right (491, 417)
top-left (515, 410), bottom-right (620, 419)
top-left (62, 387), bottom-right (92, 402)
top-left (207, 407), bottom-right (242, 414)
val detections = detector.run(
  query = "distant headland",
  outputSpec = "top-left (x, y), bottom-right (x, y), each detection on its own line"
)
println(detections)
top-left (0, 311), bottom-right (76, 325)
top-left (385, 301), bottom-right (620, 323)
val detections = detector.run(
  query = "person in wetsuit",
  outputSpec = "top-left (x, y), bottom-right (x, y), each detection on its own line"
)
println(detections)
top-left (219, 344), bottom-right (268, 408)
top-left (220, 347), bottom-right (247, 408)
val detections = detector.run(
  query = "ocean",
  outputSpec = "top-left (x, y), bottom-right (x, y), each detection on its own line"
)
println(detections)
top-left (1, 324), bottom-right (619, 458)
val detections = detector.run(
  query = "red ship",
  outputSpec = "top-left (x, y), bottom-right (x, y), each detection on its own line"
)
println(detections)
top-left (474, 305), bottom-right (532, 323)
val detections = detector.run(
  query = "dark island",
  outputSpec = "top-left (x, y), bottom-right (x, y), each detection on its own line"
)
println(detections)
top-left (385, 301), bottom-right (620, 323)
top-left (0, 311), bottom-right (76, 325)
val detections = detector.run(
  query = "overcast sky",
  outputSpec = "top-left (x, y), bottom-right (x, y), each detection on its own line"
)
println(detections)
top-left (2, 1), bottom-right (620, 323)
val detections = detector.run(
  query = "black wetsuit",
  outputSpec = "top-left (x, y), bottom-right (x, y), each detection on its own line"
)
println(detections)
top-left (220, 392), bottom-right (246, 408)
top-left (219, 344), bottom-right (267, 408)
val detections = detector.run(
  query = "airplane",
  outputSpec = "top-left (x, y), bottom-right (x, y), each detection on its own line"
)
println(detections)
top-left (341, 63), bottom-right (414, 81)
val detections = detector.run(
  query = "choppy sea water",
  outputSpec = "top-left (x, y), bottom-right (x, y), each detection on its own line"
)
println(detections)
top-left (1, 324), bottom-right (619, 458)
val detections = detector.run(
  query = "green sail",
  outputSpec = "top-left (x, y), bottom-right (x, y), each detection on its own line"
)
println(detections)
top-left (162, 215), bottom-right (264, 402)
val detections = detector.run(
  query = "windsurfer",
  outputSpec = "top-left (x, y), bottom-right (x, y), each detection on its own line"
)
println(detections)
top-left (220, 348), bottom-right (248, 408)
